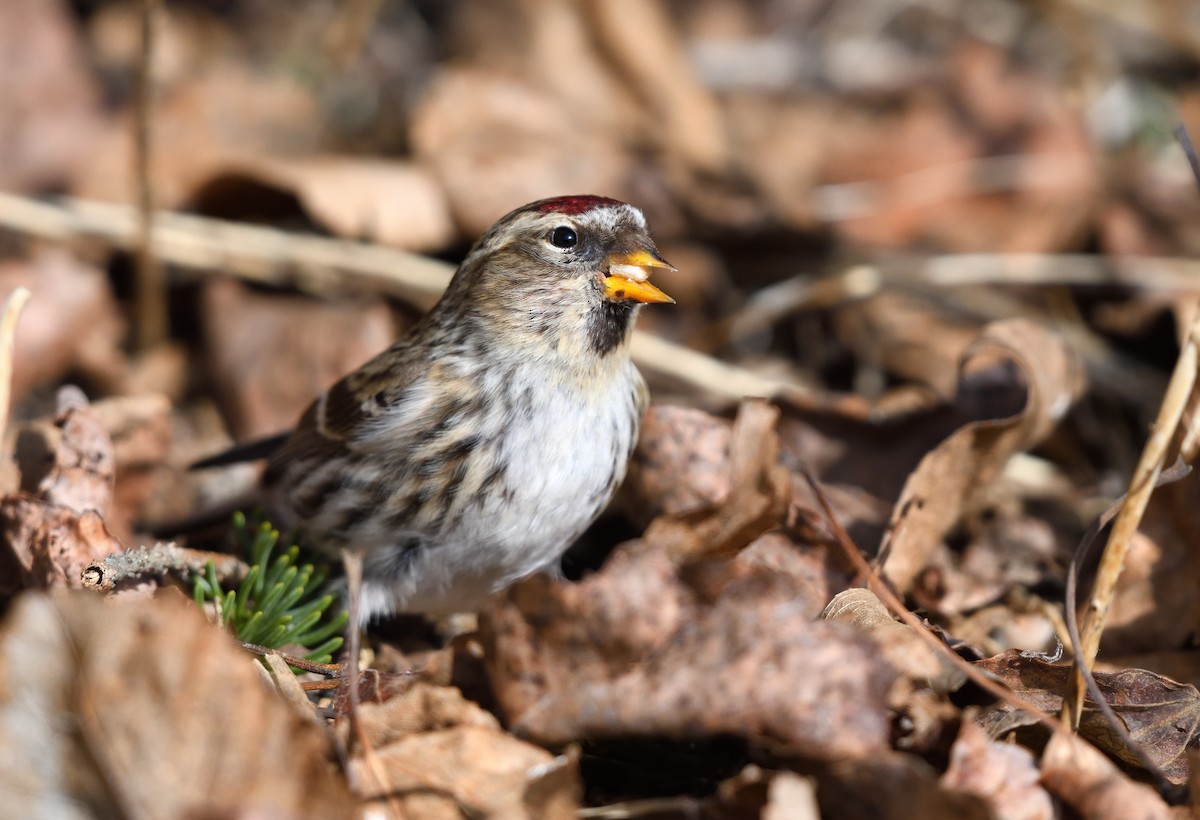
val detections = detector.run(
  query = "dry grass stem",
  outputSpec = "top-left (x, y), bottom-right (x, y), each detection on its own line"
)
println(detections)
top-left (0, 192), bottom-right (810, 403)
top-left (133, 0), bottom-right (166, 350)
top-left (0, 286), bottom-right (31, 445)
top-left (1065, 298), bottom-right (1200, 727)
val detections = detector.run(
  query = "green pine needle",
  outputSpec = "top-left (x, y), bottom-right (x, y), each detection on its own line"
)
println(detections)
top-left (191, 511), bottom-right (347, 665)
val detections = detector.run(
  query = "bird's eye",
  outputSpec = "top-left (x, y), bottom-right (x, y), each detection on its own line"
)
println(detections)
top-left (550, 226), bottom-right (578, 249)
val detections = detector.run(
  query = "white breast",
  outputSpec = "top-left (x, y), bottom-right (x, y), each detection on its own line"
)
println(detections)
top-left (365, 359), bottom-right (645, 617)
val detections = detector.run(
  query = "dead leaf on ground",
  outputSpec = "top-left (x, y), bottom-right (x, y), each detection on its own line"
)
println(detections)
top-left (91, 393), bottom-right (174, 540)
top-left (822, 588), bottom-right (965, 696)
top-left (0, 0), bottom-right (104, 194)
top-left (976, 650), bottom-right (1200, 785)
top-left (636, 398), bottom-right (791, 561)
top-left (626, 403), bottom-right (887, 552)
top-left (191, 156), bottom-right (456, 251)
top-left (410, 67), bottom-right (636, 236)
top-left (1098, 470), bottom-right (1200, 657)
top-left (0, 590), bottom-right (352, 817)
top-left (331, 677), bottom-right (580, 817)
top-left (482, 545), bottom-right (893, 760)
top-left (73, 60), bottom-right (321, 209)
top-left (0, 250), bottom-right (126, 401)
top-left (880, 319), bottom-right (1086, 593)
top-left (202, 278), bottom-right (397, 439)
top-left (940, 720), bottom-right (1055, 820)
top-left (350, 725), bottom-right (579, 819)
top-left (0, 387), bottom-right (123, 595)
top-left (1041, 731), bottom-right (1171, 820)
top-left (0, 501), bottom-right (119, 595)
top-left (25, 386), bottom-right (115, 515)
top-left (817, 752), bottom-right (992, 820)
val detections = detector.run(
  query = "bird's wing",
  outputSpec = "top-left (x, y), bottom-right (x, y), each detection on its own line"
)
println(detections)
top-left (262, 339), bottom-right (439, 483)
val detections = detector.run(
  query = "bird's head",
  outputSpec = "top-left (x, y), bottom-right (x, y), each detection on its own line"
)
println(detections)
top-left (443, 195), bottom-right (674, 360)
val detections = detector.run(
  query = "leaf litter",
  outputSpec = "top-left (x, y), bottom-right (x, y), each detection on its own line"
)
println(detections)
top-left (4, 1), bottom-right (1200, 818)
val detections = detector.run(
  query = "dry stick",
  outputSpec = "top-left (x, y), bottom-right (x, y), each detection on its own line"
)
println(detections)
top-left (338, 548), bottom-right (401, 815)
top-left (81, 542), bottom-right (249, 590)
top-left (0, 192), bottom-right (803, 402)
top-left (134, 0), bottom-right (166, 350)
top-left (241, 642), bottom-right (341, 677)
top-left (0, 287), bottom-right (31, 444)
top-left (1061, 463), bottom-right (1193, 799)
top-left (1064, 305), bottom-right (1200, 726)
top-left (798, 469), bottom-right (1062, 732)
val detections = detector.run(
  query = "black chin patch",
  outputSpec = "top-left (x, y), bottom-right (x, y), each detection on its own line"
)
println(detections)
top-left (588, 300), bottom-right (635, 356)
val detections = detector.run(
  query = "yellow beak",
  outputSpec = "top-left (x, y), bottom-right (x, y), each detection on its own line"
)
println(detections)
top-left (603, 248), bottom-right (676, 304)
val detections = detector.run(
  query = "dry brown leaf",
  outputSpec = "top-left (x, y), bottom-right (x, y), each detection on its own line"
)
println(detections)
top-left (818, 752), bottom-right (992, 820)
top-left (1041, 731), bottom-right (1171, 820)
top-left (881, 319), bottom-right (1086, 593)
top-left (637, 398), bottom-right (791, 561)
top-left (834, 291), bottom-right (983, 399)
top-left (1100, 470), bottom-right (1200, 656)
top-left (940, 720), bottom-right (1055, 820)
top-left (202, 278), bottom-right (396, 439)
top-left (822, 588), bottom-right (965, 695)
top-left (976, 651), bottom-right (1200, 785)
top-left (350, 726), bottom-right (579, 819)
top-left (411, 67), bottom-right (635, 237)
top-left (584, 0), bottom-right (728, 175)
top-left (0, 250), bottom-right (126, 401)
top-left (73, 59), bottom-right (320, 209)
top-left (0, 501), bottom-right (120, 595)
top-left (623, 404), bottom-right (734, 525)
top-left (0, 0), bottom-right (104, 194)
top-left (0, 590), bottom-right (352, 817)
top-left (349, 681), bottom-right (501, 749)
top-left (91, 393), bottom-right (174, 540)
top-left (482, 545), bottom-right (893, 760)
top-left (193, 156), bottom-right (456, 251)
top-left (32, 386), bottom-right (115, 515)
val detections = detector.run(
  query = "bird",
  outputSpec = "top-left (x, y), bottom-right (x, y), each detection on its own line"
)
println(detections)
top-left (195, 195), bottom-right (674, 623)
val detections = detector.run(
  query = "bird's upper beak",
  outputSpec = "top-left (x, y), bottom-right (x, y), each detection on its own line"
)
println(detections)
top-left (603, 248), bottom-right (676, 304)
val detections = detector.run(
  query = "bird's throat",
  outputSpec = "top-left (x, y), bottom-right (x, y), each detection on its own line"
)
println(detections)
top-left (588, 300), bottom-right (637, 356)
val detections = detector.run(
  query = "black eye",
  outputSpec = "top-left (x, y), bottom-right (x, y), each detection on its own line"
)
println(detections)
top-left (550, 226), bottom-right (578, 248)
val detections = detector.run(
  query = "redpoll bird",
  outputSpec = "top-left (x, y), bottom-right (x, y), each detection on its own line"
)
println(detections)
top-left (199, 196), bottom-right (674, 623)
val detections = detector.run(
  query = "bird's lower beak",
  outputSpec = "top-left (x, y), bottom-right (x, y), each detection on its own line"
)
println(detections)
top-left (604, 249), bottom-right (676, 304)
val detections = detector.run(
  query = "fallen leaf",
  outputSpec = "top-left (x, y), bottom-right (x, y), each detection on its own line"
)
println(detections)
top-left (482, 545), bottom-right (893, 760)
top-left (637, 398), bottom-right (791, 561)
top-left (881, 319), bottom-right (1086, 593)
top-left (940, 720), bottom-right (1055, 820)
top-left (0, 0), bottom-right (104, 194)
top-left (976, 651), bottom-right (1200, 785)
top-left (201, 278), bottom-right (396, 439)
top-left (193, 156), bottom-right (456, 251)
top-left (1041, 731), bottom-right (1171, 820)
top-left (0, 250), bottom-right (126, 401)
top-left (349, 726), bottom-right (578, 819)
top-left (0, 501), bottom-right (120, 595)
top-left (0, 590), bottom-right (352, 817)
top-left (817, 752), bottom-right (992, 820)
top-left (822, 588), bottom-right (965, 695)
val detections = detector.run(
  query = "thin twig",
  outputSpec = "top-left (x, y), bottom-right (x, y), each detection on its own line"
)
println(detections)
top-left (1065, 128), bottom-right (1200, 724)
top-left (0, 192), bottom-right (816, 403)
top-left (242, 642), bottom-right (342, 677)
top-left (1061, 462), bottom-right (1192, 795)
top-left (81, 542), bottom-right (249, 590)
top-left (799, 469), bottom-right (1063, 732)
top-left (0, 287), bottom-right (31, 445)
top-left (134, 0), bottom-right (166, 350)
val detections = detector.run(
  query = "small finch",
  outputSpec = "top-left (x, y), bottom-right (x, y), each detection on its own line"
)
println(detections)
top-left (197, 195), bottom-right (673, 623)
